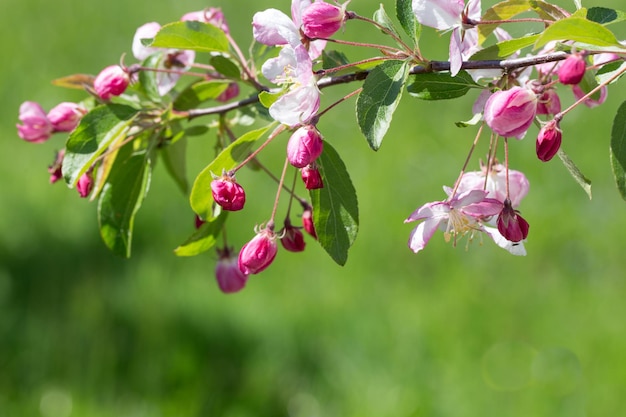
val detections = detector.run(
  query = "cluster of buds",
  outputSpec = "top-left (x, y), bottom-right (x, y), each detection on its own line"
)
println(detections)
top-left (17, 101), bottom-right (85, 143)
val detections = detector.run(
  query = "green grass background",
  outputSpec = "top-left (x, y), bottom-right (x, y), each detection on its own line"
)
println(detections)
top-left (2, 0), bottom-right (626, 416)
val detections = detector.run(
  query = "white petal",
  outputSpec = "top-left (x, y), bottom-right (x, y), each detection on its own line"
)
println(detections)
top-left (132, 22), bottom-right (162, 61)
top-left (483, 226), bottom-right (527, 256)
top-left (412, 0), bottom-right (464, 30)
top-left (252, 9), bottom-right (300, 47)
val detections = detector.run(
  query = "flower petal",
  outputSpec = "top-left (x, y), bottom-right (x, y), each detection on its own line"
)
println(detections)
top-left (408, 217), bottom-right (441, 253)
top-left (253, 9), bottom-right (300, 46)
top-left (412, 0), bottom-right (464, 30)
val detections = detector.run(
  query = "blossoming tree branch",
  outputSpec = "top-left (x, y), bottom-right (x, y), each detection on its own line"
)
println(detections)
top-left (16, 0), bottom-right (626, 292)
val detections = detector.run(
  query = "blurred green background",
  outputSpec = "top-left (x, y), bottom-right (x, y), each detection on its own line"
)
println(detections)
top-left (2, 0), bottom-right (626, 416)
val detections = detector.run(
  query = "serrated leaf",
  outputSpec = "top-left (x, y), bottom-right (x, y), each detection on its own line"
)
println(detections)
top-left (310, 142), bottom-right (359, 266)
top-left (63, 104), bottom-right (138, 187)
top-left (374, 4), bottom-right (401, 39)
top-left (150, 21), bottom-right (229, 53)
top-left (478, 0), bottom-right (565, 44)
top-left (173, 80), bottom-right (229, 110)
top-left (174, 211), bottom-right (228, 256)
top-left (534, 17), bottom-right (623, 49)
top-left (162, 136), bottom-right (189, 195)
top-left (98, 143), bottom-right (152, 257)
top-left (210, 55), bottom-right (241, 79)
top-left (396, 0), bottom-right (419, 42)
top-left (610, 101), bottom-right (626, 201)
top-left (190, 125), bottom-right (273, 220)
top-left (407, 70), bottom-right (480, 100)
top-left (557, 148), bottom-right (592, 200)
top-left (470, 34), bottom-right (540, 60)
top-left (356, 60), bottom-right (410, 151)
top-left (587, 7), bottom-right (626, 25)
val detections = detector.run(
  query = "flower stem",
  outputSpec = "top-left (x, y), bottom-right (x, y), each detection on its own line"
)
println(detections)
top-left (269, 157), bottom-right (291, 225)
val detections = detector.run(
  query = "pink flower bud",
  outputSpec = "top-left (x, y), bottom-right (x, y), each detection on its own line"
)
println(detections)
top-left (47, 102), bottom-right (86, 132)
top-left (536, 120), bottom-right (562, 162)
top-left (483, 87), bottom-right (537, 139)
top-left (301, 2), bottom-right (346, 39)
top-left (216, 82), bottom-right (239, 103)
top-left (536, 89), bottom-right (561, 116)
top-left (216, 247), bottom-right (248, 293)
top-left (238, 227), bottom-right (278, 275)
top-left (211, 171), bottom-right (246, 211)
top-left (16, 101), bottom-right (53, 143)
top-left (572, 84), bottom-right (607, 108)
top-left (48, 149), bottom-right (65, 184)
top-left (497, 199), bottom-right (529, 242)
top-left (181, 8), bottom-right (230, 34)
top-left (301, 163), bottom-right (324, 190)
top-left (302, 207), bottom-right (317, 239)
top-left (76, 171), bottom-right (94, 198)
top-left (558, 53), bottom-right (586, 85)
top-left (280, 220), bottom-right (306, 252)
top-left (93, 65), bottom-right (130, 100)
top-left (287, 125), bottom-right (324, 168)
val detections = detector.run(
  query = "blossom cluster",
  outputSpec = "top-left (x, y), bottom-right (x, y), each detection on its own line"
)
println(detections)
top-left (14, 0), bottom-right (626, 293)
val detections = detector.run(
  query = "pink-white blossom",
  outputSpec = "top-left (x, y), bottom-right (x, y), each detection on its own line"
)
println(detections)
top-left (453, 162), bottom-right (529, 208)
top-left (483, 86), bottom-right (537, 139)
top-left (181, 8), bottom-right (230, 34)
top-left (16, 101), bottom-right (53, 143)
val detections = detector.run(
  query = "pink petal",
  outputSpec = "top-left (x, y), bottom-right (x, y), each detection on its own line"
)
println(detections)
top-left (408, 217), bottom-right (442, 253)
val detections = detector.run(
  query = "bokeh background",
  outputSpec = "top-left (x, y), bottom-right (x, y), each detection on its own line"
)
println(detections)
top-left (2, 0), bottom-right (626, 416)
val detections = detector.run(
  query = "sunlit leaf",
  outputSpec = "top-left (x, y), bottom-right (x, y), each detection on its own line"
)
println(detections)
top-left (373, 4), bottom-right (400, 39)
top-left (174, 80), bottom-right (229, 111)
top-left (396, 0), bottom-right (420, 43)
top-left (534, 17), bottom-right (623, 49)
top-left (174, 210), bottom-right (228, 256)
top-left (356, 60), bottom-right (410, 151)
top-left (190, 125), bottom-right (274, 220)
top-left (51, 73), bottom-right (95, 90)
top-left (470, 34), bottom-right (540, 60)
top-left (150, 21), bottom-right (229, 53)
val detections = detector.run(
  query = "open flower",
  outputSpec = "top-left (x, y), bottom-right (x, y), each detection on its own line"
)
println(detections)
top-left (253, 0), bottom-right (327, 59)
top-left (262, 45), bottom-right (320, 126)
top-left (412, 0), bottom-right (481, 76)
top-left (453, 162), bottom-right (529, 208)
top-left (132, 22), bottom-right (195, 96)
top-left (405, 189), bottom-right (503, 253)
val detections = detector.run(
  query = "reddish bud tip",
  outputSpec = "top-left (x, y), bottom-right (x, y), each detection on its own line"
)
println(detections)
top-left (301, 2), bottom-right (346, 39)
top-left (302, 207), bottom-right (317, 240)
top-left (301, 163), bottom-right (324, 190)
top-left (280, 220), bottom-right (306, 252)
top-left (211, 172), bottom-right (246, 211)
top-left (287, 125), bottom-right (324, 168)
top-left (558, 53), bottom-right (586, 85)
top-left (497, 199), bottom-right (529, 242)
top-left (76, 171), bottom-right (94, 198)
top-left (216, 247), bottom-right (248, 293)
top-left (536, 120), bottom-right (562, 162)
top-left (94, 65), bottom-right (130, 100)
top-left (238, 227), bottom-right (278, 275)
top-left (48, 149), bottom-right (65, 184)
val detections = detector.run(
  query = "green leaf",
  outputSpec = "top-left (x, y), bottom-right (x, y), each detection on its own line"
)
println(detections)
top-left (98, 143), bottom-right (152, 257)
top-left (557, 149), bottom-right (592, 200)
top-left (190, 125), bottom-right (273, 220)
top-left (478, 0), bottom-right (565, 44)
top-left (597, 60), bottom-right (626, 85)
top-left (534, 17), bottom-right (623, 49)
top-left (356, 60), bottom-right (410, 151)
top-left (210, 55), bottom-right (241, 79)
top-left (259, 90), bottom-right (283, 108)
top-left (396, 0), bottom-right (419, 43)
top-left (310, 141), bottom-right (359, 266)
top-left (470, 34), bottom-right (540, 60)
top-left (174, 211), bottom-right (228, 256)
top-left (610, 101), bottom-right (626, 201)
top-left (455, 113), bottom-right (483, 128)
top-left (162, 136), bottom-right (189, 195)
top-left (322, 50), bottom-right (350, 70)
top-left (587, 7), bottom-right (626, 25)
top-left (173, 80), bottom-right (229, 110)
top-left (63, 104), bottom-right (138, 187)
top-left (373, 4), bottom-right (401, 39)
top-left (578, 69), bottom-right (602, 101)
top-left (407, 70), bottom-right (480, 100)
top-left (150, 21), bottom-right (229, 53)
top-left (137, 54), bottom-right (162, 100)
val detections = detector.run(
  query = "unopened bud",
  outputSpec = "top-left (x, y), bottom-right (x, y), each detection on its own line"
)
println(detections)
top-left (94, 65), bottom-right (130, 100)
top-left (287, 125), bottom-right (324, 168)
top-left (76, 171), bottom-right (94, 198)
top-left (16, 101), bottom-right (53, 143)
top-left (497, 199), bottom-right (529, 242)
top-left (48, 149), bottom-right (65, 184)
top-left (211, 171), bottom-right (246, 211)
top-left (302, 207), bottom-right (317, 239)
top-left (483, 87), bottom-right (537, 139)
top-left (47, 102), bottom-right (86, 132)
top-left (301, 2), bottom-right (347, 39)
top-left (216, 247), bottom-right (248, 293)
top-left (238, 226), bottom-right (278, 275)
top-left (536, 120), bottom-right (562, 162)
top-left (558, 53), bottom-right (586, 85)
top-left (301, 163), bottom-right (324, 190)
top-left (536, 89), bottom-right (561, 116)
top-left (280, 220), bottom-right (306, 252)
top-left (216, 82), bottom-right (239, 103)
